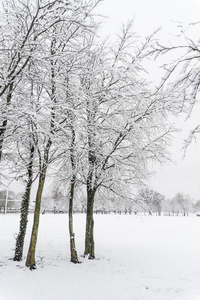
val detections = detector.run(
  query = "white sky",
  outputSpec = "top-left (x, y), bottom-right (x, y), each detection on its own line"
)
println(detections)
top-left (95, 0), bottom-right (200, 201)
top-left (96, 0), bottom-right (200, 36)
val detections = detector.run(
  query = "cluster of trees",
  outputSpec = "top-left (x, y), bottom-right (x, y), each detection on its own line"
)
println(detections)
top-left (137, 189), bottom-right (196, 216)
top-left (43, 187), bottom-right (197, 216)
top-left (1, 187), bottom-right (197, 217)
top-left (0, 1), bottom-right (200, 270)
top-left (164, 193), bottom-right (194, 216)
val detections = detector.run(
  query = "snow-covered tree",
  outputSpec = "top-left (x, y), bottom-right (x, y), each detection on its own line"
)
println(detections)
top-left (24, 0), bottom-right (102, 269)
top-left (173, 193), bottom-right (192, 216)
top-left (152, 22), bottom-right (200, 149)
top-left (75, 21), bottom-right (175, 258)
top-left (0, 0), bottom-right (75, 161)
top-left (195, 199), bottom-right (200, 212)
top-left (136, 188), bottom-right (165, 215)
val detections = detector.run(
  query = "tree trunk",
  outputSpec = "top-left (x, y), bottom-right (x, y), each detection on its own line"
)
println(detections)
top-left (0, 83), bottom-right (13, 162)
top-left (84, 187), bottom-right (95, 259)
top-left (13, 145), bottom-right (34, 261)
top-left (68, 123), bottom-right (80, 263)
top-left (26, 140), bottom-right (51, 270)
top-left (25, 171), bottom-right (46, 269)
top-left (68, 176), bottom-right (80, 263)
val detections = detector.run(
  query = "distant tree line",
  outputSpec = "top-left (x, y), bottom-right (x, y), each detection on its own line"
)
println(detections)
top-left (1, 187), bottom-right (197, 217)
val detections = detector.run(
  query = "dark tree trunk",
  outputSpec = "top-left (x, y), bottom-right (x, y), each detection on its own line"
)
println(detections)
top-left (68, 125), bottom-right (80, 263)
top-left (26, 139), bottom-right (51, 270)
top-left (84, 187), bottom-right (95, 259)
top-left (0, 83), bottom-right (13, 162)
top-left (69, 175), bottom-right (80, 263)
top-left (13, 145), bottom-right (34, 261)
top-left (25, 172), bottom-right (46, 269)
top-left (0, 119), bottom-right (7, 162)
top-left (84, 93), bottom-right (97, 259)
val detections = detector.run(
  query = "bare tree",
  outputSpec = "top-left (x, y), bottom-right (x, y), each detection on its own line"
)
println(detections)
top-left (152, 22), bottom-right (200, 149)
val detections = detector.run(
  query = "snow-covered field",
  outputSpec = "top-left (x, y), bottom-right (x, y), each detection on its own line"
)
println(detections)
top-left (1, 213), bottom-right (200, 300)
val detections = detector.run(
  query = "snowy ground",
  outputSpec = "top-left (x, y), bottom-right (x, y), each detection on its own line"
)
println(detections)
top-left (1, 213), bottom-right (200, 300)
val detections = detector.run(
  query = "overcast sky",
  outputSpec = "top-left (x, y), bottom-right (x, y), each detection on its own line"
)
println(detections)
top-left (96, 0), bottom-right (200, 35)
top-left (95, 0), bottom-right (200, 201)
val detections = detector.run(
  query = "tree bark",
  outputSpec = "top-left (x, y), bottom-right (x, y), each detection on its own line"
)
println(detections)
top-left (25, 139), bottom-right (51, 270)
top-left (0, 83), bottom-right (13, 162)
top-left (13, 144), bottom-right (34, 261)
top-left (69, 176), bottom-right (80, 263)
top-left (84, 187), bottom-right (95, 259)
top-left (84, 99), bottom-right (96, 259)
top-left (25, 172), bottom-right (45, 269)
top-left (68, 124), bottom-right (80, 263)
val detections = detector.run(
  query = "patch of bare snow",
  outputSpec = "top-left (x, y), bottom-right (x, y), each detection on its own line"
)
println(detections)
top-left (1, 214), bottom-right (200, 300)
